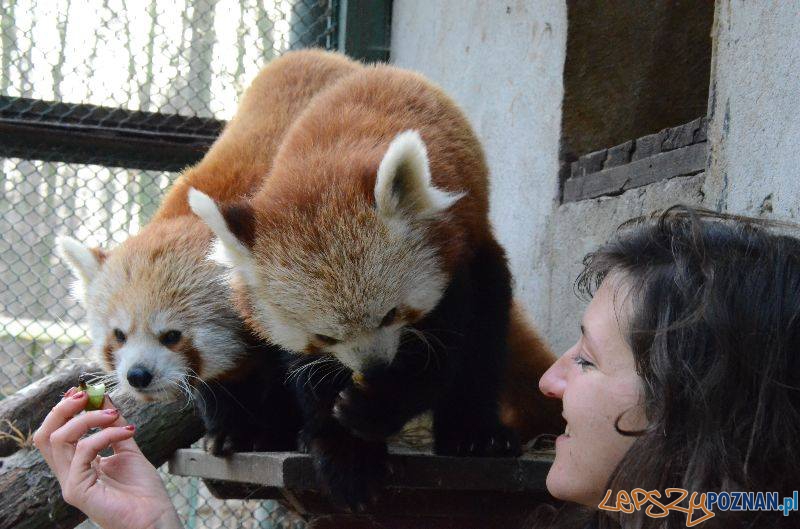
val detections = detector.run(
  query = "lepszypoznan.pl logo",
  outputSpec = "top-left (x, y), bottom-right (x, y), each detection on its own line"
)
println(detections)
top-left (598, 488), bottom-right (799, 527)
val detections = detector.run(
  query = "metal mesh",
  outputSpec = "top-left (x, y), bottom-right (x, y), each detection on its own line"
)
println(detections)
top-left (1, 0), bottom-right (335, 119)
top-left (1, 0), bottom-right (337, 527)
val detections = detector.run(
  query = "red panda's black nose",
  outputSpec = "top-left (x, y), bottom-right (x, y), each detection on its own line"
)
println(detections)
top-left (127, 365), bottom-right (154, 389)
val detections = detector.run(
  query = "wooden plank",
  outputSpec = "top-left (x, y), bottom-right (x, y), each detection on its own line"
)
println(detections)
top-left (169, 450), bottom-right (305, 489)
top-left (170, 448), bottom-right (556, 520)
top-left (563, 141), bottom-right (706, 202)
top-left (284, 488), bottom-right (552, 519)
top-left (169, 448), bottom-right (553, 492)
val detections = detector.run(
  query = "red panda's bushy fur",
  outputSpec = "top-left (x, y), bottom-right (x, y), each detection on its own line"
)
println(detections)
top-left (191, 59), bottom-right (563, 506)
top-left (58, 50), bottom-right (362, 455)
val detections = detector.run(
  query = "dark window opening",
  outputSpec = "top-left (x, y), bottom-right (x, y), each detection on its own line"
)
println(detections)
top-left (560, 0), bottom-right (715, 201)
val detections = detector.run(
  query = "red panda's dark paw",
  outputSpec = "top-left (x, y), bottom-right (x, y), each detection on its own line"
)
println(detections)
top-left (332, 385), bottom-right (404, 442)
top-left (434, 422), bottom-right (522, 458)
top-left (312, 433), bottom-right (388, 512)
top-left (204, 432), bottom-right (239, 457)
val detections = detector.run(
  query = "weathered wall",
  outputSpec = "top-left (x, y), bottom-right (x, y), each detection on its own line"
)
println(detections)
top-left (543, 174), bottom-right (708, 352)
top-left (391, 0), bottom-right (800, 355)
top-left (706, 0), bottom-right (800, 219)
top-left (391, 0), bottom-right (567, 344)
top-left (560, 0), bottom-right (712, 178)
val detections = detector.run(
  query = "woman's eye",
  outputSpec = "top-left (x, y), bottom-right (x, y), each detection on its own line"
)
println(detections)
top-left (160, 330), bottom-right (182, 346)
top-left (574, 354), bottom-right (595, 371)
top-left (315, 334), bottom-right (339, 345)
top-left (380, 307), bottom-right (398, 327)
top-left (113, 328), bottom-right (126, 343)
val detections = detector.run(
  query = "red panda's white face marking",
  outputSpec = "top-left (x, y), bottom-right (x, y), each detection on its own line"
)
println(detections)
top-left (191, 130), bottom-right (465, 372)
top-left (246, 211), bottom-right (448, 371)
top-left (101, 308), bottom-right (204, 401)
top-left (56, 219), bottom-right (246, 402)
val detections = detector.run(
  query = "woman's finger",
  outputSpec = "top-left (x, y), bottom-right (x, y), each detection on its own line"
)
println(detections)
top-left (49, 408), bottom-right (123, 478)
top-left (99, 395), bottom-right (141, 454)
top-left (34, 391), bottom-right (88, 449)
top-left (63, 425), bottom-right (137, 503)
top-left (33, 391), bottom-right (90, 475)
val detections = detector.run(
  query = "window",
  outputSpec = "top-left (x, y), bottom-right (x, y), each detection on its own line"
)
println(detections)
top-left (559, 0), bottom-right (714, 202)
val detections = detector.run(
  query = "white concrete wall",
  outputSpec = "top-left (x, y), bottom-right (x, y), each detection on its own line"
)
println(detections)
top-left (391, 0), bottom-right (567, 345)
top-left (706, 0), bottom-right (800, 220)
top-left (391, 0), bottom-right (800, 355)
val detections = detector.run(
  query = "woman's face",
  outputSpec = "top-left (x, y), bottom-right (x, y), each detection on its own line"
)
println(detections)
top-left (539, 276), bottom-right (646, 507)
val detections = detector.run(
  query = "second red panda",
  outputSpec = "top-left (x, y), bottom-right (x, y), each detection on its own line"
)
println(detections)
top-left (57, 50), bottom-right (361, 454)
top-left (190, 62), bottom-right (552, 507)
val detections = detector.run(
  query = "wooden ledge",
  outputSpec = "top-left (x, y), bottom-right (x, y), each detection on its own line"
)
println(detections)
top-left (168, 448), bottom-right (556, 523)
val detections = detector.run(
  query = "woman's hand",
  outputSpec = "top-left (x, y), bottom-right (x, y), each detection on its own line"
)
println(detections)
top-left (33, 387), bottom-right (183, 529)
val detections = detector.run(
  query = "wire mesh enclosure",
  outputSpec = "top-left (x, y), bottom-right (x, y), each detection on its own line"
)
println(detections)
top-left (0, 1), bottom-right (348, 527)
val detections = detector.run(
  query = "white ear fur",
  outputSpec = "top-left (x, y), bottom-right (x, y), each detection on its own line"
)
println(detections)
top-left (56, 235), bottom-right (103, 301)
top-left (375, 130), bottom-right (464, 220)
top-left (188, 188), bottom-right (255, 272)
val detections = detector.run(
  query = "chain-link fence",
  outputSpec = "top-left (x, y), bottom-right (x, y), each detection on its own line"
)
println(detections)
top-left (0, 1), bottom-right (338, 527)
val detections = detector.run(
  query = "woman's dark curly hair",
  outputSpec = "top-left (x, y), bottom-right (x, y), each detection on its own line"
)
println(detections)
top-left (531, 205), bottom-right (800, 529)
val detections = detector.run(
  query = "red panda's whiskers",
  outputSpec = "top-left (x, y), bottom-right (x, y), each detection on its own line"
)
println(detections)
top-left (286, 356), bottom-right (340, 385)
top-left (182, 369), bottom-right (214, 409)
top-left (184, 368), bottom-right (261, 423)
top-left (312, 362), bottom-right (349, 393)
top-left (177, 378), bottom-right (197, 412)
top-left (162, 372), bottom-right (195, 411)
top-left (403, 328), bottom-right (443, 371)
top-left (88, 372), bottom-right (120, 395)
top-left (184, 368), bottom-right (215, 394)
top-left (183, 377), bottom-right (211, 412)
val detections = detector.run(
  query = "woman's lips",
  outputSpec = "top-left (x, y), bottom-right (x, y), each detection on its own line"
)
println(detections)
top-left (556, 423), bottom-right (571, 443)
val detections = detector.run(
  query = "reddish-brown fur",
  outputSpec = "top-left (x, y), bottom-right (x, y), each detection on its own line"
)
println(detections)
top-left (77, 50), bottom-right (362, 388)
top-left (176, 342), bottom-right (204, 385)
top-left (155, 50), bottom-right (362, 220)
top-left (238, 61), bottom-right (562, 441)
top-left (248, 65), bottom-right (492, 272)
top-left (501, 303), bottom-right (566, 443)
top-left (102, 336), bottom-right (119, 372)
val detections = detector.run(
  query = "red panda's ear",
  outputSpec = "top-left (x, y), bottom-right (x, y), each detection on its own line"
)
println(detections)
top-left (56, 236), bottom-right (107, 303)
top-left (220, 201), bottom-right (256, 249)
top-left (374, 130), bottom-right (464, 221)
top-left (188, 188), bottom-right (256, 271)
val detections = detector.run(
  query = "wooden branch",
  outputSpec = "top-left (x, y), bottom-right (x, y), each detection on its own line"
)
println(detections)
top-left (0, 362), bottom-right (98, 457)
top-left (0, 363), bottom-right (205, 529)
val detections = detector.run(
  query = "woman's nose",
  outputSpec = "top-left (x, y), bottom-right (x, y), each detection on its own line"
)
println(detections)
top-left (539, 349), bottom-right (569, 399)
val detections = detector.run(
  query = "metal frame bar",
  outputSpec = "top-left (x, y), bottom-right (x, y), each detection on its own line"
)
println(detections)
top-left (338, 0), bottom-right (393, 63)
top-left (0, 96), bottom-right (222, 171)
top-left (0, 2), bottom-right (392, 171)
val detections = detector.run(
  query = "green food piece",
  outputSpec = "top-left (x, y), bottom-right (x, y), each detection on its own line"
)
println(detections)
top-left (85, 383), bottom-right (106, 411)
top-left (71, 374), bottom-right (106, 411)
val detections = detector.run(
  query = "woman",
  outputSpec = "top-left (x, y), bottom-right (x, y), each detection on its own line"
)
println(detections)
top-left (34, 206), bottom-right (800, 528)
top-left (534, 206), bottom-right (800, 528)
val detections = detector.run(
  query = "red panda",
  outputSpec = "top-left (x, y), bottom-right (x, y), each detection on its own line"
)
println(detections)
top-left (502, 303), bottom-right (565, 444)
top-left (190, 62), bottom-right (560, 507)
top-left (57, 49), bottom-right (361, 454)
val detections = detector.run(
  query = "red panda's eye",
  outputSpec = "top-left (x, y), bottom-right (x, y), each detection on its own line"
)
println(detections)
top-left (113, 329), bottom-right (126, 343)
top-left (314, 334), bottom-right (339, 345)
top-left (160, 330), bottom-right (182, 346)
top-left (380, 307), bottom-right (398, 327)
